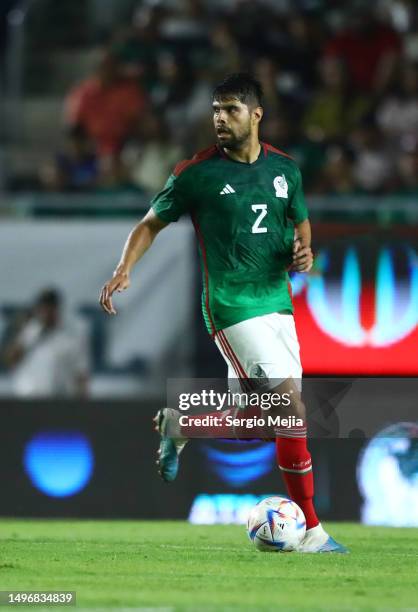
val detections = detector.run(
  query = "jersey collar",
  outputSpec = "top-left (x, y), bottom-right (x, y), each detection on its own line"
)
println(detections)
top-left (216, 143), bottom-right (265, 167)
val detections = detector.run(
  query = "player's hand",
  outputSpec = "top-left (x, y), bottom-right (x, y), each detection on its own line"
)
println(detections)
top-left (291, 240), bottom-right (313, 273)
top-left (99, 271), bottom-right (130, 315)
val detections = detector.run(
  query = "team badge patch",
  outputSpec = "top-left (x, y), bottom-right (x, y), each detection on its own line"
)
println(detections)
top-left (274, 174), bottom-right (288, 198)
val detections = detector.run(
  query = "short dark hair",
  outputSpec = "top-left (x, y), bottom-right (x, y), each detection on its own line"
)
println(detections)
top-left (213, 73), bottom-right (263, 108)
top-left (36, 288), bottom-right (62, 308)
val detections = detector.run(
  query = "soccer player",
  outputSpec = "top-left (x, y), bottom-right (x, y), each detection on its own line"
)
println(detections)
top-left (100, 73), bottom-right (347, 553)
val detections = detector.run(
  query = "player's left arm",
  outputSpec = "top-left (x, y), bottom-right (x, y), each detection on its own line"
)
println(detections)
top-left (291, 218), bottom-right (313, 272)
top-left (288, 165), bottom-right (313, 273)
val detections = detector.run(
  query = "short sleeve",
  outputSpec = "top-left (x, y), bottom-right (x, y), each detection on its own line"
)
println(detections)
top-left (287, 167), bottom-right (308, 224)
top-left (151, 172), bottom-right (191, 223)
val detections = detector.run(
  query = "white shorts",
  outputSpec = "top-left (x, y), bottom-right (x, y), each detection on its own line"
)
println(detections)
top-left (214, 313), bottom-right (302, 392)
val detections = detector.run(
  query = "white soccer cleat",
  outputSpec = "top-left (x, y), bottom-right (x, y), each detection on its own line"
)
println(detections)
top-left (296, 523), bottom-right (349, 553)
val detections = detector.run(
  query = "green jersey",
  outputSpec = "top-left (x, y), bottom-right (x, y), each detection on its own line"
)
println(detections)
top-left (151, 142), bottom-right (308, 335)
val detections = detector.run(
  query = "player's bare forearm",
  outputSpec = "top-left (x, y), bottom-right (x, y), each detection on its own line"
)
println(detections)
top-left (291, 219), bottom-right (313, 273)
top-left (116, 213), bottom-right (166, 275)
top-left (99, 208), bottom-right (168, 315)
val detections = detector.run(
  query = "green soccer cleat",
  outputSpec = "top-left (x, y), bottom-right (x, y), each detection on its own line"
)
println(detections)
top-left (154, 408), bottom-right (188, 482)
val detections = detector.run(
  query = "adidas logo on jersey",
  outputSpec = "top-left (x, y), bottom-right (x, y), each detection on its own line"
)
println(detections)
top-left (220, 184), bottom-right (235, 195)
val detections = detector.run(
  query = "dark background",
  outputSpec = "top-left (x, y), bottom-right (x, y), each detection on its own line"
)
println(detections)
top-left (0, 400), bottom-right (363, 519)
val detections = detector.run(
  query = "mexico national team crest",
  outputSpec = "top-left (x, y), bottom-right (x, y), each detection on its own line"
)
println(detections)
top-left (274, 174), bottom-right (288, 198)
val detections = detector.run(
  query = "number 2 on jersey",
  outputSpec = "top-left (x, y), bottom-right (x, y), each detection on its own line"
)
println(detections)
top-left (251, 204), bottom-right (268, 234)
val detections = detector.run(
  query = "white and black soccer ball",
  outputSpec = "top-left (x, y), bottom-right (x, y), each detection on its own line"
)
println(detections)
top-left (247, 496), bottom-right (306, 552)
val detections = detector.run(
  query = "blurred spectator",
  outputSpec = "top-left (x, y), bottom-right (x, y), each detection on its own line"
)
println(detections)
top-left (39, 125), bottom-right (99, 192)
top-left (152, 53), bottom-right (206, 144)
top-left (113, 1), bottom-right (211, 86)
top-left (312, 145), bottom-right (357, 195)
top-left (3, 0), bottom-right (417, 198)
top-left (303, 59), bottom-right (370, 142)
top-left (260, 116), bottom-right (325, 192)
top-left (253, 14), bottom-right (320, 120)
top-left (96, 155), bottom-right (144, 195)
top-left (123, 111), bottom-right (184, 193)
top-left (254, 57), bottom-right (284, 119)
top-left (208, 20), bottom-right (241, 79)
top-left (376, 62), bottom-right (418, 150)
top-left (0, 0), bottom-right (18, 91)
top-left (260, 12), bottom-right (323, 112)
top-left (283, 13), bottom-right (324, 92)
top-left (397, 148), bottom-right (418, 194)
top-left (350, 122), bottom-right (396, 193)
top-left (2, 289), bottom-right (89, 397)
top-left (228, 0), bottom-right (274, 59)
top-left (324, 7), bottom-right (402, 94)
top-left (160, 0), bottom-right (209, 43)
top-left (64, 53), bottom-right (147, 158)
top-left (378, 0), bottom-right (418, 43)
top-left (111, 4), bottom-right (167, 88)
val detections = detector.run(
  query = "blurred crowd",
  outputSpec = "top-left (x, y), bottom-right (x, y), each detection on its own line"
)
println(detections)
top-left (1, 288), bottom-right (89, 398)
top-left (39, 1), bottom-right (418, 196)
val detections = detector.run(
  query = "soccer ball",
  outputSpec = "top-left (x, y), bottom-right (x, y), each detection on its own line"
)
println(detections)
top-left (247, 496), bottom-right (306, 552)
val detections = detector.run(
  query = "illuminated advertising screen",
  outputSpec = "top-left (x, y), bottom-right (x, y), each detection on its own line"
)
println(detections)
top-left (292, 224), bottom-right (418, 374)
top-left (0, 401), bottom-right (362, 521)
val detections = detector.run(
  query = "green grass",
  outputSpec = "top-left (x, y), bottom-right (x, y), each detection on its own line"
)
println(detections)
top-left (0, 521), bottom-right (417, 611)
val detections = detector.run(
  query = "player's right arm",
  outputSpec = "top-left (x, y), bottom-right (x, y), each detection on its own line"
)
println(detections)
top-left (99, 208), bottom-right (168, 315)
top-left (100, 160), bottom-right (192, 315)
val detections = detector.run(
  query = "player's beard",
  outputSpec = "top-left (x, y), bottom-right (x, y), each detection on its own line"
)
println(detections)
top-left (216, 124), bottom-right (252, 150)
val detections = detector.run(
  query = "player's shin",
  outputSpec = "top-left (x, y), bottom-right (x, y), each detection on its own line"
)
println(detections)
top-left (275, 435), bottom-right (319, 530)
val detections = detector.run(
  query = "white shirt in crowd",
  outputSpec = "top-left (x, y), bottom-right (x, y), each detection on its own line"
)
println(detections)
top-left (12, 319), bottom-right (89, 397)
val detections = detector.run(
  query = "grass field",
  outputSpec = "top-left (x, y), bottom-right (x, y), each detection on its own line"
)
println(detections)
top-left (0, 521), bottom-right (417, 611)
